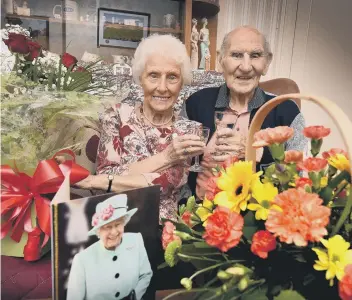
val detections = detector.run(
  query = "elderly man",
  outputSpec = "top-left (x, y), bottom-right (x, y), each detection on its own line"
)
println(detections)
top-left (185, 26), bottom-right (307, 198)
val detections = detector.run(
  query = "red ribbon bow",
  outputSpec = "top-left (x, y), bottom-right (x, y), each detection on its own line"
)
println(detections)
top-left (1, 149), bottom-right (89, 261)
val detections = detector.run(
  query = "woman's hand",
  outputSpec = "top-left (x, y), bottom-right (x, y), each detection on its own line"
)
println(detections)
top-left (213, 128), bottom-right (246, 162)
top-left (163, 134), bottom-right (206, 164)
top-left (74, 175), bottom-right (95, 190)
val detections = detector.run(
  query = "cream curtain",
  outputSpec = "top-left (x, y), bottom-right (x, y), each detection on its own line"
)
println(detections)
top-left (216, 0), bottom-right (298, 80)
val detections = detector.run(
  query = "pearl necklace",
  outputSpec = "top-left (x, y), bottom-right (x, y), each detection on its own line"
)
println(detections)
top-left (140, 105), bottom-right (175, 127)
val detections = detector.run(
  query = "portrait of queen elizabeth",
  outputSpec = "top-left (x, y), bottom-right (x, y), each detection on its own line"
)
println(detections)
top-left (66, 194), bottom-right (153, 300)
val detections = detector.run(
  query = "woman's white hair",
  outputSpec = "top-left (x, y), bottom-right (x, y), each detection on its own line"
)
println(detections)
top-left (132, 34), bottom-right (192, 86)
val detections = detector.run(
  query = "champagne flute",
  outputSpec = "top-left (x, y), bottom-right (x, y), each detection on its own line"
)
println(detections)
top-left (214, 111), bottom-right (235, 156)
top-left (189, 126), bottom-right (210, 172)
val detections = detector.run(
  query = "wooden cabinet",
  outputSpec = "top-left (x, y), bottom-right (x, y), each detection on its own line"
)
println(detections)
top-left (4, 0), bottom-right (221, 69)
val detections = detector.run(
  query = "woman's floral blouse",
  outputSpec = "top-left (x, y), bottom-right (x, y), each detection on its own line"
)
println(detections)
top-left (97, 102), bottom-right (200, 220)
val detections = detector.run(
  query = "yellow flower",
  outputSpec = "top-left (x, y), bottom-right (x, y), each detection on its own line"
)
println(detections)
top-left (328, 154), bottom-right (350, 174)
top-left (214, 161), bottom-right (261, 213)
top-left (195, 197), bottom-right (214, 223)
top-left (312, 235), bottom-right (352, 286)
top-left (248, 180), bottom-right (280, 220)
top-left (320, 176), bottom-right (328, 188)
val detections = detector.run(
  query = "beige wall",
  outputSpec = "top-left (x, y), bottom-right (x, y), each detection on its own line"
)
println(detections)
top-left (291, 0), bottom-right (352, 151)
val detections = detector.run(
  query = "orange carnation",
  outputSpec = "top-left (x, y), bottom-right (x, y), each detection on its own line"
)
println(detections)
top-left (203, 206), bottom-right (243, 252)
top-left (339, 264), bottom-right (352, 300)
top-left (252, 126), bottom-right (294, 148)
top-left (162, 221), bottom-right (181, 250)
top-left (322, 148), bottom-right (348, 159)
top-left (297, 157), bottom-right (328, 172)
top-left (284, 150), bottom-right (303, 164)
top-left (303, 126), bottom-right (331, 139)
top-left (205, 176), bottom-right (221, 201)
top-left (265, 189), bottom-right (331, 246)
top-left (295, 177), bottom-right (313, 189)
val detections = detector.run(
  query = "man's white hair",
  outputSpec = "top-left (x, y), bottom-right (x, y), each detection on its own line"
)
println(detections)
top-left (132, 34), bottom-right (192, 86)
top-left (219, 26), bottom-right (272, 61)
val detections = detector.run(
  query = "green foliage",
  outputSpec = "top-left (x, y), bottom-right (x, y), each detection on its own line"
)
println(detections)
top-left (274, 290), bottom-right (305, 300)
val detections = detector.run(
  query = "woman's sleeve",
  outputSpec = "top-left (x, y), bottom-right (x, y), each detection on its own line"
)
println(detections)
top-left (66, 254), bottom-right (86, 300)
top-left (96, 104), bottom-right (129, 175)
top-left (134, 233), bottom-right (153, 300)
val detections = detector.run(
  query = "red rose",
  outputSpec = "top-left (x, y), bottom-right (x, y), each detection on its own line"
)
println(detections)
top-left (181, 211), bottom-right (193, 227)
top-left (303, 126), bottom-right (331, 139)
top-left (339, 265), bottom-right (352, 300)
top-left (203, 206), bottom-right (243, 252)
top-left (62, 52), bottom-right (77, 68)
top-left (26, 40), bottom-right (41, 60)
top-left (251, 230), bottom-right (277, 259)
top-left (161, 221), bottom-right (181, 250)
top-left (3, 33), bottom-right (29, 54)
top-left (295, 177), bottom-right (313, 189)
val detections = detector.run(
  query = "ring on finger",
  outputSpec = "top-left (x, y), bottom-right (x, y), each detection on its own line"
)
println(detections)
top-left (183, 148), bottom-right (189, 155)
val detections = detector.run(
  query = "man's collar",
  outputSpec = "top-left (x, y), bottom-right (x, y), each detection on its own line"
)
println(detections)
top-left (215, 83), bottom-right (266, 111)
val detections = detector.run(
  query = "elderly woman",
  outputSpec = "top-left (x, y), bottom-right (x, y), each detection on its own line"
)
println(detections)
top-left (77, 34), bottom-right (204, 220)
top-left (66, 194), bottom-right (152, 300)
top-left (185, 26), bottom-right (307, 198)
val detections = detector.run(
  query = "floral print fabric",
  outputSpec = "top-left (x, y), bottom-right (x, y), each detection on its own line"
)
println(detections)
top-left (96, 102), bottom-right (201, 220)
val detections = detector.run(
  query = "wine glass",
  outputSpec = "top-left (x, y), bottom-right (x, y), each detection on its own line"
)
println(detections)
top-left (189, 126), bottom-right (210, 172)
top-left (214, 111), bottom-right (236, 156)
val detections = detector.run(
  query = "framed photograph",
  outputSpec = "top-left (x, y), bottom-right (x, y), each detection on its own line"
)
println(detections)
top-left (51, 186), bottom-right (160, 300)
top-left (5, 14), bottom-right (49, 50)
top-left (97, 8), bottom-right (150, 49)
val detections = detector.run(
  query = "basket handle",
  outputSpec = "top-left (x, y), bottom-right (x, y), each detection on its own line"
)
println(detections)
top-left (245, 93), bottom-right (352, 174)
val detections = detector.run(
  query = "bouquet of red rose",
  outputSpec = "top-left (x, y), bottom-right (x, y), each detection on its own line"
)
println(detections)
top-left (1, 24), bottom-right (114, 93)
top-left (160, 94), bottom-right (352, 300)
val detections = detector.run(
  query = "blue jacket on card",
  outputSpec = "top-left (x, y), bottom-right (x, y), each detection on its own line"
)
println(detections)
top-left (66, 232), bottom-right (153, 300)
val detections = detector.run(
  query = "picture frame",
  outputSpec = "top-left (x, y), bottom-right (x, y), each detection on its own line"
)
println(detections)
top-left (51, 186), bottom-right (160, 300)
top-left (97, 8), bottom-right (150, 49)
top-left (5, 14), bottom-right (50, 50)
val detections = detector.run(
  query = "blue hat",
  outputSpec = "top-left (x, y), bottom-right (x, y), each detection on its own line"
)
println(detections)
top-left (88, 194), bottom-right (137, 236)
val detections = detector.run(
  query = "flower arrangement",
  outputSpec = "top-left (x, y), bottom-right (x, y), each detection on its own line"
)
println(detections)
top-left (1, 24), bottom-right (116, 175)
top-left (161, 125), bottom-right (351, 300)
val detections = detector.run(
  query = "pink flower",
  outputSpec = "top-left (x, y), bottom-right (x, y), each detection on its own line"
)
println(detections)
top-left (339, 264), bottom-right (352, 300)
top-left (297, 157), bottom-right (328, 172)
top-left (203, 206), bottom-right (243, 252)
top-left (251, 230), bottom-right (276, 259)
top-left (265, 189), bottom-right (331, 247)
top-left (284, 150), bottom-right (303, 164)
top-left (303, 126), bottom-right (331, 139)
top-left (322, 148), bottom-right (348, 159)
top-left (162, 221), bottom-right (181, 250)
top-left (92, 213), bottom-right (100, 226)
top-left (252, 126), bottom-right (294, 148)
top-left (101, 205), bottom-right (114, 221)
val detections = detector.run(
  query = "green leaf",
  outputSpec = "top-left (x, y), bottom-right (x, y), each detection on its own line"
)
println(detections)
top-left (157, 261), bottom-right (169, 270)
top-left (242, 286), bottom-right (268, 300)
top-left (186, 195), bottom-right (196, 212)
top-left (274, 290), bottom-right (305, 300)
top-left (193, 241), bottom-right (214, 249)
